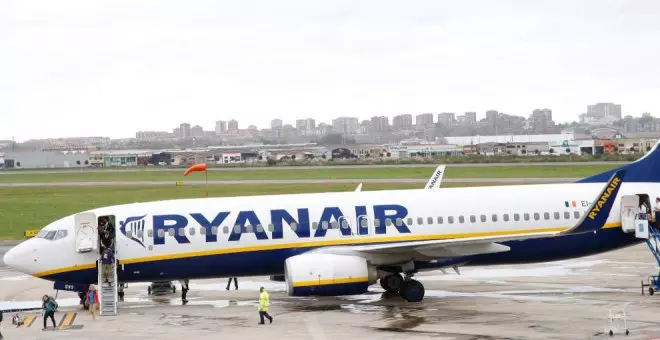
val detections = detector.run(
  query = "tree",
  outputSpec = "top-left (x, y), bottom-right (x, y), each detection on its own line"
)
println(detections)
top-left (266, 158), bottom-right (277, 166)
top-left (291, 154), bottom-right (297, 160)
top-left (521, 149), bottom-right (527, 155)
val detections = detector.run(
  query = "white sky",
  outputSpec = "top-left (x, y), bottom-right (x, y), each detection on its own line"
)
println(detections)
top-left (1, 0), bottom-right (659, 142)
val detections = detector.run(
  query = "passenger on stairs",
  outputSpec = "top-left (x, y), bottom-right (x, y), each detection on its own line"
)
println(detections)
top-left (101, 248), bottom-right (115, 286)
top-left (654, 197), bottom-right (660, 223)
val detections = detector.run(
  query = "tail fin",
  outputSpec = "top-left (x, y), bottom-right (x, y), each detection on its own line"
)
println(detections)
top-left (578, 139), bottom-right (660, 183)
top-left (562, 169), bottom-right (626, 235)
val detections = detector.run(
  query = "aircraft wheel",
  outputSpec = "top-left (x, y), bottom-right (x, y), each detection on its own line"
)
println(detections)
top-left (400, 279), bottom-right (425, 302)
top-left (380, 274), bottom-right (403, 292)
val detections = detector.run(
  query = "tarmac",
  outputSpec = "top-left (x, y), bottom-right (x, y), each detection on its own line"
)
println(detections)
top-left (2, 242), bottom-right (660, 339)
top-left (0, 177), bottom-right (581, 187)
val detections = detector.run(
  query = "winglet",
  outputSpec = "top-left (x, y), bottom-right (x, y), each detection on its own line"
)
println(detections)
top-left (561, 169), bottom-right (627, 235)
top-left (425, 165), bottom-right (446, 189)
top-left (355, 183), bottom-right (362, 192)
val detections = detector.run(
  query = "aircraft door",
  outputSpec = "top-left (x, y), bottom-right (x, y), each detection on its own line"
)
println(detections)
top-left (75, 212), bottom-right (98, 253)
top-left (620, 195), bottom-right (639, 233)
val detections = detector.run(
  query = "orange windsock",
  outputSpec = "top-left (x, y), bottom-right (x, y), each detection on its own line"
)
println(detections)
top-left (184, 163), bottom-right (207, 176)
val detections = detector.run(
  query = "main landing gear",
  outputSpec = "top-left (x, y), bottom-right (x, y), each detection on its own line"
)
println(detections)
top-left (379, 273), bottom-right (425, 302)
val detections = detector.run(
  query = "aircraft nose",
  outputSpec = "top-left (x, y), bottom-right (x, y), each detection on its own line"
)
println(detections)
top-left (3, 242), bottom-right (32, 274)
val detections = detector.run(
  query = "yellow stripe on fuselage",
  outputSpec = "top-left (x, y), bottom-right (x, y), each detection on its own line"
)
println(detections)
top-left (293, 276), bottom-right (369, 287)
top-left (33, 222), bottom-right (622, 278)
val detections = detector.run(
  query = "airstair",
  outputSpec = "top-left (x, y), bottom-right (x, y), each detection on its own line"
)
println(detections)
top-left (98, 252), bottom-right (118, 316)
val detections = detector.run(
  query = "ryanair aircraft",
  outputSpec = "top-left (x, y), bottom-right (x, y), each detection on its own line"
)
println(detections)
top-left (3, 142), bottom-right (657, 303)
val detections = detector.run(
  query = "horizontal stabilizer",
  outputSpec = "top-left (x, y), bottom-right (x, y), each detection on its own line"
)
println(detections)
top-left (561, 169), bottom-right (627, 235)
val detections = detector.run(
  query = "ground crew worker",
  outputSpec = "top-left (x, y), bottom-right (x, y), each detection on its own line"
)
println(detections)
top-left (226, 277), bottom-right (238, 290)
top-left (42, 295), bottom-right (58, 330)
top-left (258, 286), bottom-right (273, 325)
top-left (180, 279), bottom-right (189, 304)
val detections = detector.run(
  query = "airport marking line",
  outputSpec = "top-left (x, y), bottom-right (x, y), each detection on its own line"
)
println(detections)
top-left (17, 313), bottom-right (36, 328)
top-left (33, 222), bottom-right (622, 278)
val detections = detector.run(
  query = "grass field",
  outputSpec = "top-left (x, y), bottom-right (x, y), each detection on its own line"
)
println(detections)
top-left (0, 182), bottom-right (513, 240)
top-left (0, 164), bottom-right (618, 183)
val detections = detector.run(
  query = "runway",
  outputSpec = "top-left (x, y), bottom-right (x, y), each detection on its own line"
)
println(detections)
top-left (1, 243), bottom-right (659, 339)
top-left (0, 177), bottom-right (581, 187)
top-left (0, 161), bottom-right (628, 176)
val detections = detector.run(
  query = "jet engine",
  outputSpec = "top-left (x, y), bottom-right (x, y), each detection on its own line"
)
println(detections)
top-left (284, 253), bottom-right (378, 296)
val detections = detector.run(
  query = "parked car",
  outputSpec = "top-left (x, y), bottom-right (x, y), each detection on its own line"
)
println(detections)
top-left (148, 281), bottom-right (176, 295)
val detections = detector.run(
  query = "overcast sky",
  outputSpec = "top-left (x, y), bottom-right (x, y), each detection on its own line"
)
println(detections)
top-left (1, 0), bottom-right (659, 142)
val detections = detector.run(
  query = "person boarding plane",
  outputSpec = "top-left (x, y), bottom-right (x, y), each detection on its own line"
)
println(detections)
top-left (4, 142), bottom-right (660, 304)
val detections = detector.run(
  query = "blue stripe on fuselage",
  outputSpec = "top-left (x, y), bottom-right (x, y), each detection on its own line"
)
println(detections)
top-left (44, 226), bottom-right (639, 285)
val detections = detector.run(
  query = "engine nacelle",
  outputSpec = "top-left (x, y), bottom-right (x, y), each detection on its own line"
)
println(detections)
top-left (285, 253), bottom-right (377, 296)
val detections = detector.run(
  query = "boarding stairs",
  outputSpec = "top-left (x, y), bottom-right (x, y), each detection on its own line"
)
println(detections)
top-left (632, 214), bottom-right (660, 295)
top-left (98, 253), bottom-right (118, 316)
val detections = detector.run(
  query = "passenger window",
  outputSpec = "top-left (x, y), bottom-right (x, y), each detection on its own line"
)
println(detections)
top-left (322, 221), bottom-right (329, 230)
top-left (178, 229), bottom-right (185, 236)
top-left (554, 212), bottom-right (560, 220)
top-left (459, 216), bottom-right (465, 223)
top-left (574, 211), bottom-right (580, 219)
top-left (503, 214), bottom-right (509, 222)
top-left (534, 213), bottom-right (540, 220)
top-left (158, 229), bottom-right (165, 238)
top-left (148, 229), bottom-right (153, 237)
top-left (341, 220), bottom-right (349, 229)
top-left (233, 225), bottom-right (241, 233)
top-left (544, 212), bottom-right (550, 220)
top-left (437, 217), bottom-right (443, 224)
top-left (396, 218), bottom-right (403, 226)
top-left (291, 222), bottom-right (298, 231)
top-left (385, 219), bottom-right (392, 226)
top-left (407, 218), bottom-right (413, 225)
top-left (564, 212), bottom-right (570, 219)
top-left (223, 226), bottom-right (229, 234)
top-left (470, 215), bottom-right (476, 223)
top-left (427, 217), bottom-right (433, 224)
top-left (257, 224), bottom-right (264, 232)
top-left (360, 219), bottom-right (368, 228)
top-left (492, 214), bottom-right (498, 222)
top-left (514, 213), bottom-right (520, 221)
top-left (374, 219), bottom-right (380, 227)
top-left (246, 225), bottom-right (253, 233)
top-left (189, 228), bottom-right (195, 236)
top-left (200, 227), bottom-right (206, 235)
top-left (417, 217), bottom-right (423, 225)
top-left (480, 215), bottom-right (486, 222)
top-left (331, 221), bottom-right (339, 229)
top-left (168, 229), bottom-right (175, 237)
top-left (268, 224), bottom-right (274, 232)
top-left (212, 226), bottom-right (218, 235)
top-left (448, 216), bottom-right (454, 224)
top-left (524, 213), bottom-right (530, 221)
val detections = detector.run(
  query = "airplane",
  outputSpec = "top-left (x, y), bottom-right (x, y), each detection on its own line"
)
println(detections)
top-left (3, 143), bottom-right (658, 303)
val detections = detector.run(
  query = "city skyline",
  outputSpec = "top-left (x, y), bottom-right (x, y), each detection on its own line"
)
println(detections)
top-left (2, 0), bottom-right (660, 141)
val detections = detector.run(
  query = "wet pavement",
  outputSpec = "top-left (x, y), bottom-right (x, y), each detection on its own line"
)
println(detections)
top-left (2, 243), bottom-right (660, 339)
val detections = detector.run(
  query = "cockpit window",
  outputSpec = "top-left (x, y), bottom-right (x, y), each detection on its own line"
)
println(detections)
top-left (36, 229), bottom-right (68, 241)
top-left (55, 230), bottom-right (68, 240)
top-left (44, 230), bottom-right (57, 240)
